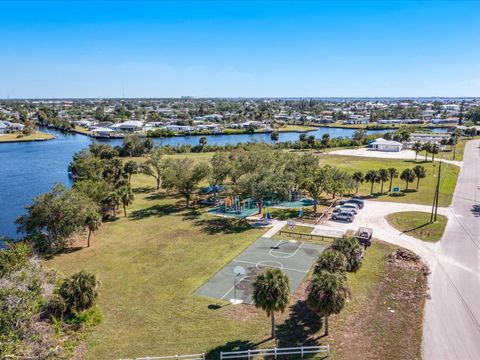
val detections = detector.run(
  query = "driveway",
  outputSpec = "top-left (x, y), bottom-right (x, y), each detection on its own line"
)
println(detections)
top-left (330, 147), bottom-right (462, 167)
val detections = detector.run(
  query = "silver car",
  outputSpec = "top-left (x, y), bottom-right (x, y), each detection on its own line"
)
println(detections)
top-left (331, 211), bottom-right (355, 222)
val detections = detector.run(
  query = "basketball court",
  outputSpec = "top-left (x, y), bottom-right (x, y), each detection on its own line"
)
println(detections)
top-left (195, 237), bottom-right (325, 304)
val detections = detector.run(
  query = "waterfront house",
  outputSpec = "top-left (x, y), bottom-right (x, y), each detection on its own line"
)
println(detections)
top-left (0, 121), bottom-right (8, 134)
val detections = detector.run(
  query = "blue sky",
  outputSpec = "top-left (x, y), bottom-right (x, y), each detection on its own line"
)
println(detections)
top-left (0, 0), bottom-right (479, 98)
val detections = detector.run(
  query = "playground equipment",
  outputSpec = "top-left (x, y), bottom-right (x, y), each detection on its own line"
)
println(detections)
top-left (214, 196), bottom-right (258, 216)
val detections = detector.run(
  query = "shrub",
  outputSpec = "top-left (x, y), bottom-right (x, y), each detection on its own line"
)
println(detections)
top-left (58, 270), bottom-right (99, 314)
top-left (314, 248), bottom-right (347, 274)
top-left (331, 236), bottom-right (364, 272)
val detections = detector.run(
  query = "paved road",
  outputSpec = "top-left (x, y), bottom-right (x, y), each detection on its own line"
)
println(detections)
top-left (423, 140), bottom-right (480, 359)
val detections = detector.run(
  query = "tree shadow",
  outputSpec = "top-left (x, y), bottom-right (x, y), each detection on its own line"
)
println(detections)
top-left (132, 186), bottom-right (155, 194)
top-left (194, 218), bottom-right (252, 235)
top-left (205, 340), bottom-right (257, 360)
top-left (145, 192), bottom-right (177, 201)
top-left (182, 208), bottom-right (202, 221)
top-left (276, 300), bottom-right (324, 351)
top-left (45, 246), bottom-right (84, 259)
top-left (130, 203), bottom-right (183, 220)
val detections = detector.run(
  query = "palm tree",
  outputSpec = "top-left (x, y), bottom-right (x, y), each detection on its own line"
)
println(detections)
top-left (400, 168), bottom-right (416, 190)
top-left (431, 143), bottom-right (440, 161)
top-left (378, 168), bottom-right (389, 194)
top-left (331, 236), bottom-right (364, 272)
top-left (58, 270), bottom-right (99, 313)
top-left (352, 171), bottom-right (364, 193)
top-left (270, 131), bottom-right (279, 144)
top-left (306, 270), bottom-right (350, 336)
top-left (85, 210), bottom-right (101, 247)
top-left (364, 170), bottom-right (380, 195)
top-left (252, 268), bottom-right (290, 339)
top-left (421, 142), bottom-right (432, 161)
top-left (413, 165), bottom-right (427, 190)
top-left (199, 136), bottom-right (208, 149)
top-left (387, 167), bottom-right (399, 192)
top-left (314, 249), bottom-right (347, 274)
top-left (411, 142), bottom-right (422, 161)
top-left (105, 191), bottom-right (121, 219)
top-left (116, 184), bottom-right (135, 217)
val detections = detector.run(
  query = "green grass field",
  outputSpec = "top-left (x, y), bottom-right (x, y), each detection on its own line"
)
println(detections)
top-left (317, 154), bottom-right (459, 207)
top-left (386, 211), bottom-right (448, 242)
top-left (0, 131), bottom-right (54, 142)
top-left (45, 167), bottom-right (428, 359)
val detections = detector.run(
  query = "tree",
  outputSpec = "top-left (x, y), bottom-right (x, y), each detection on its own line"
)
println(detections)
top-left (331, 236), bottom-right (363, 272)
top-left (57, 270), bottom-right (99, 313)
top-left (270, 131), bottom-right (279, 143)
top-left (327, 167), bottom-right (354, 199)
top-left (431, 143), bottom-right (440, 161)
top-left (413, 165), bottom-right (427, 190)
top-left (301, 165), bottom-right (330, 212)
top-left (163, 158), bottom-right (210, 208)
top-left (252, 268), bottom-right (290, 339)
top-left (123, 160), bottom-right (138, 182)
top-left (400, 168), bottom-right (416, 190)
top-left (352, 171), bottom-right (364, 193)
top-left (199, 136), bottom-right (208, 148)
top-left (314, 249), bottom-right (347, 274)
top-left (411, 142), bottom-right (422, 161)
top-left (364, 170), bottom-right (380, 195)
top-left (352, 129), bottom-right (366, 142)
top-left (143, 138), bottom-right (154, 153)
top-left (378, 168), bottom-right (389, 194)
top-left (104, 191), bottom-right (121, 219)
top-left (387, 167), bottom-right (399, 192)
top-left (16, 184), bottom-right (98, 254)
top-left (307, 135), bottom-right (316, 148)
top-left (299, 133), bottom-right (307, 143)
top-left (84, 209), bottom-right (101, 247)
top-left (421, 142), bottom-right (432, 161)
top-left (320, 133), bottom-right (330, 151)
top-left (141, 148), bottom-right (165, 190)
top-left (307, 270), bottom-right (350, 336)
top-left (116, 183), bottom-right (134, 217)
top-left (209, 152), bottom-right (231, 200)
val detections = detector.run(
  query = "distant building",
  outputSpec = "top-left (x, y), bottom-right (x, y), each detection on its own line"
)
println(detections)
top-left (368, 138), bottom-right (403, 152)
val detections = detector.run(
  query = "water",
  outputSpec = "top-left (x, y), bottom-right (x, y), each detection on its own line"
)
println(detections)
top-left (0, 126), bottom-right (446, 239)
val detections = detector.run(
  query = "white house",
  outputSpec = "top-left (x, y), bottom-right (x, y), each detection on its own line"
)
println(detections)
top-left (117, 120), bottom-right (144, 132)
top-left (0, 121), bottom-right (8, 134)
top-left (369, 138), bottom-right (402, 152)
top-left (91, 127), bottom-right (115, 137)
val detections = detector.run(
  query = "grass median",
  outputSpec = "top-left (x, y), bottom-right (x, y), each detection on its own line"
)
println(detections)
top-left (386, 211), bottom-right (448, 242)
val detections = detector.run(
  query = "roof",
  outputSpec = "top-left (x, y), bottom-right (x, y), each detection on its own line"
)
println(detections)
top-left (371, 138), bottom-right (402, 146)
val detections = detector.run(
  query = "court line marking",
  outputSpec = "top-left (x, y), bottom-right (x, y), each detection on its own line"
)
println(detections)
top-left (233, 259), bottom-right (308, 273)
top-left (220, 275), bottom-right (252, 300)
top-left (269, 241), bottom-right (305, 258)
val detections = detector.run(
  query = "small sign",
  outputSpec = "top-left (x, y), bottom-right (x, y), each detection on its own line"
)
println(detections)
top-left (393, 187), bottom-right (400, 193)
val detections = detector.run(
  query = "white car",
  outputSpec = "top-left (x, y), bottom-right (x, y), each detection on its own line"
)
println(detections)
top-left (341, 203), bottom-right (360, 212)
top-left (334, 204), bottom-right (358, 214)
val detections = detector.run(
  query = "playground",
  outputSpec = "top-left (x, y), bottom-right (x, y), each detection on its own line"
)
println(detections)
top-left (195, 237), bottom-right (325, 304)
top-left (207, 195), bottom-right (315, 219)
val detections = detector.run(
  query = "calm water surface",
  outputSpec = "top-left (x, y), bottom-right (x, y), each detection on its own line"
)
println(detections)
top-left (0, 126), bottom-right (445, 238)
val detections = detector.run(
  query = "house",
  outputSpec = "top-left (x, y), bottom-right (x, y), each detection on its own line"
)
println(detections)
top-left (116, 120), bottom-right (144, 132)
top-left (408, 132), bottom-right (451, 146)
top-left (0, 121), bottom-right (8, 134)
top-left (8, 122), bottom-right (25, 131)
top-left (342, 118), bottom-right (369, 125)
top-left (91, 127), bottom-right (115, 137)
top-left (368, 138), bottom-right (403, 152)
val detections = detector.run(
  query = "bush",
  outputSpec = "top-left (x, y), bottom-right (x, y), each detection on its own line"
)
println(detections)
top-left (0, 241), bottom-right (32, 277)
top-left (43, 294), bottom-right (67, 319)
top-left (314, 248), bottom-right (347, 274)
top-left (58, 270), bottom-right (99, 314)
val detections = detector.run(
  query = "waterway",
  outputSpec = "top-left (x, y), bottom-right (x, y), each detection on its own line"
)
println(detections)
top-left (0, 126), bottom-right (446, 239)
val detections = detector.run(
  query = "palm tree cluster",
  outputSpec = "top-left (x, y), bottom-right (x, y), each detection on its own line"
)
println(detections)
top-left (400, 165), bottom-right (427, 191)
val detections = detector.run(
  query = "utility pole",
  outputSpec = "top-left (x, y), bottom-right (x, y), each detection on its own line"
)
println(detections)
top-left (431, 161), bottom-right (442, 223)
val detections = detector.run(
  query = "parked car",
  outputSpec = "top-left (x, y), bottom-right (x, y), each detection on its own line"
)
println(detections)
top-left (333, 205), bottom-right (358, 214)
top-left (340, 203), bottom-right (360, 212)
top-left (331, 211), bottom-right (355, 222)
top-left (339, 198), bottom-right (364, 209)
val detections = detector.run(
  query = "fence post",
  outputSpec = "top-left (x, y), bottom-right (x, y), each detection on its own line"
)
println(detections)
top-left (248, 349), bottom-right (251, 360)
top-left (202, 353), bottom-right (205, 360)
top-left (220, 351), bottom-right (223, 360)
top-left (301, 346), bottom-right (304, 358)
top-left (274, 347), bottom-right (277, 359)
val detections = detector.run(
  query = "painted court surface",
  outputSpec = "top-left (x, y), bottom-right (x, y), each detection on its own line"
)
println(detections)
top-left (196, 237), bottom-right (325, 304)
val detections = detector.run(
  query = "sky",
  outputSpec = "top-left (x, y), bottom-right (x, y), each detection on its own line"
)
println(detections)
top-left (0, 0), bottom-right (479, 98)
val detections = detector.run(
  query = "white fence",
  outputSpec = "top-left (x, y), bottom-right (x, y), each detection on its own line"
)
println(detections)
top-left (220, 345), bottom-right (330, 359)
top-left (120, 353), bottom-right (205, 360)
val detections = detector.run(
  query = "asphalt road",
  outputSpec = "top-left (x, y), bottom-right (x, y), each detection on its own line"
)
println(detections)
top-left (423, 139), bottom-right (480, 359)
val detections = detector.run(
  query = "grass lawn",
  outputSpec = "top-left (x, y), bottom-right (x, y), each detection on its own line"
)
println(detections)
top-left (73, 125), bottom-right (92, 135)
top-left (327, 241), bottom-right (428, 359)
top-left (0, 131), bottom-right (54, 142)
top-left (46, 174), bottom-right (269, 359)
top-left (45, 168), bottom-right (428, 359)
top-left (386, 211), bottom-right (448, 242)
top-left (277, 124), bottom-right (318, 132)
top-left (418, 137), bottom-right (476, 162)
top-left (317, 154), bottom-right (459, 207)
